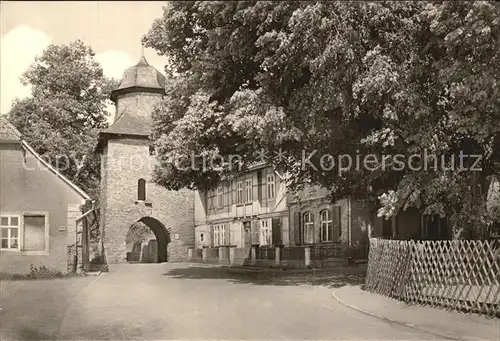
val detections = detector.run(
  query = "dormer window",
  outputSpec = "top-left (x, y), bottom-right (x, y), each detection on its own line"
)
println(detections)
top-left (138, 178), bottom-right (146, 201)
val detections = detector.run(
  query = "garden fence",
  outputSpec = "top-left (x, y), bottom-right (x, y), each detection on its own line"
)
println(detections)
top-left (364, 238), bottom-right (500, 317)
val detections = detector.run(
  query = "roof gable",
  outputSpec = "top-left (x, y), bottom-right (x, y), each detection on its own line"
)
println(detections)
top-left (21, 141), bottom-right (91, 200)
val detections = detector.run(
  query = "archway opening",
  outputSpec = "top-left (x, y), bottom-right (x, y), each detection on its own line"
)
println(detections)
top-left (125, 217), bottom-right (170, 263)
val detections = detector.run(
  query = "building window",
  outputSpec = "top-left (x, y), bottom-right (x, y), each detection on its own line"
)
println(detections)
top-left (303, 212), bottom-right (314, 244)
top-left (217, 186), bottom-right (223, 208)
top-left (245, 179), bottom-right (253, 202)
top-left (320, 210), bottom-right (333, 242)
top-left (260, 219), bottom-right (271, 246)
top-left (1, 215), bottom-right (20, 250)
top-left (267, 174), bottom-right (275, 199)
top-left (213, 225), bottom-right (226, 247)
top-left (137, 178), bottom-right (146, 201)
top-left (237, 181), bottom-right (243, 204)
top-left (200, 233), bottom-right (204, 242)
top-left (23, 215), bottom-right (46, 251)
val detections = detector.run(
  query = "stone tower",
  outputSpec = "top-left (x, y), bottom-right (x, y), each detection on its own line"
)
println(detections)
top-left (96, 56), bottom-right (194, 264)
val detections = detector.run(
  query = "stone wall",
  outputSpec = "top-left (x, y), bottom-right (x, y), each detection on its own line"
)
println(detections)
top-left (100, 138), bottom-right (194, 263)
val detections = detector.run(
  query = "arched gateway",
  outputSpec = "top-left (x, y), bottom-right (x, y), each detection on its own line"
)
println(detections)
top-left (95, 55), bottom-right (195, 264)
top-left (125, 217), bottom-right (171, 263)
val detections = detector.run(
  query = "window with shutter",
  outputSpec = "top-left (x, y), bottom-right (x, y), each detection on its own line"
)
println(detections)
top-left (210, 225), bottom-right (215, 247)
top-left (333, 206), bottom-right (342, 240)
top-left (24, 215), bottom-right (46, 251)
top-left (226, 183), bottom-right (231, 206)
top-left (303, 212), bottom-right (314, 244)
top-left (231, 180), bottom-right (235, 205)
top-left (208, 190), bottom-right (214, 211)
top-left (257, 170), bottom-right (263, 201)
top-left (217, 187), bottom-right (223, 208)
top-left (294, 211), bottom-right (302, 245)
top-left (320, 210), bottom-right (333, 242)
top-left (267, 174), bottom-right (275, 199)
top-left (224, 224), bottom-right (230, 245)
top-left (251, 220), bottom-right (259, 245)
top-left (259, 219), bottom-right (271, 245)
top-left (237, 181), bottom-right (243, 204)
top-left (245, 179), bottom-right (253, 202)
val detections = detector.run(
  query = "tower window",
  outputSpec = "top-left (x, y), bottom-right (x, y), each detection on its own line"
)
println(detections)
top-left (138, 178), bottom-right (146, 201)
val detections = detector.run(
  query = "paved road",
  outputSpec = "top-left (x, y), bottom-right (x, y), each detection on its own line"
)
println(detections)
top-left (1, 263), bottom-right (442, 340)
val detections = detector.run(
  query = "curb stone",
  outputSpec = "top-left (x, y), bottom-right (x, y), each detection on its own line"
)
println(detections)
top-left (331, 288), bottom-right (487, 341)
top-left (224, 265), bottom-right (365, 274)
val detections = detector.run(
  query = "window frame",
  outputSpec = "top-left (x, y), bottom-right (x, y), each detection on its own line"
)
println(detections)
top-left (1, 214), bottom-right (21, 251)
top-left (137, 178), bottom-right (146, 201)
top-left (213, 224), bottom-right (226, 247)
top-left (259, 219), bottom-right (271, 246)
top-left (1, 212), bottom-right (50, 254)
top-left (320, 209), bottom-right (333, 242)
top-left (302, 211), bottom-right (314, 244)
top-left (245, 179), bottom-right (253, 202)
top-left (266, 174), bottom-right (275, 200)
top-left (213, 225), bottom-right (219, 247)
top-left (236, 181), bottom-right (243, 204)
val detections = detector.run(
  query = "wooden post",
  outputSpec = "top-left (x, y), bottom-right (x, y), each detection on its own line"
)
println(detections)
top-left (275, 246), bottom-right (280, 267)
top-left (251, 245), bottom-right (257, 266)
top-left (81, 200), bottom-right (92, 272)
top-left (218, 247), bottom-right (223, 263)
top-left (202, 247), bottom-right (207, 262)
top-left (229, 246), bottom-right (236, 266)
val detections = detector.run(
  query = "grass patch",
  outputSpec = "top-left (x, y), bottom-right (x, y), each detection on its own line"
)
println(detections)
top-left (0, 265), bottom-right (80, 281)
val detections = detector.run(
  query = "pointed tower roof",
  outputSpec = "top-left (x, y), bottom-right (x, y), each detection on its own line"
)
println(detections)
top-left (110, 55), bottom-right (166, 102)
top-left (95, 55), bottom-right (166, 152)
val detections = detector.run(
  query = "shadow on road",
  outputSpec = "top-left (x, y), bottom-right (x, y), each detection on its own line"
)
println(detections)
top-left (163, 266), bottom-right (366, 288)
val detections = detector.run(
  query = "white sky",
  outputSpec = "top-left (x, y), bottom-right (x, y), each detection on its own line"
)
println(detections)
top-left (0, 1), bottom-right (168, 118)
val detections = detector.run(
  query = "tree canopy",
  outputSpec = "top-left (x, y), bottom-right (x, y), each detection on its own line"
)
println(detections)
top-left (144, 1), bottom-right (500, 238)
top-left (8, 39), bottom-right (118, 198)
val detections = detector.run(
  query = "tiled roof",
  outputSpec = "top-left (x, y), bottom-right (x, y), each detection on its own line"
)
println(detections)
top-left (96, 109), bottom-right (151, 152)
top-left (110, 56), bottom-right (166, 102)
top-left (0, 116), bottom-right (22, 142)
top-left (100, 109), bottom-right (151, 137)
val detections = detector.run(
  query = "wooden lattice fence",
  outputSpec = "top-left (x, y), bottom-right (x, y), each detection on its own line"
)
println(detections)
top-left (365, 238), bottom-right (500, 317)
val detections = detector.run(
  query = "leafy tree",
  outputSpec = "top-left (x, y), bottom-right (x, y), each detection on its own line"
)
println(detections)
top-left (7, 39), bottom-right (118, 199)
top-left (144, 1), bottom-right (500, 238)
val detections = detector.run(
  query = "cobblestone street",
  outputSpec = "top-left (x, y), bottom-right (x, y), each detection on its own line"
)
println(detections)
top-left (1, 263), bottom-right (442, 340)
